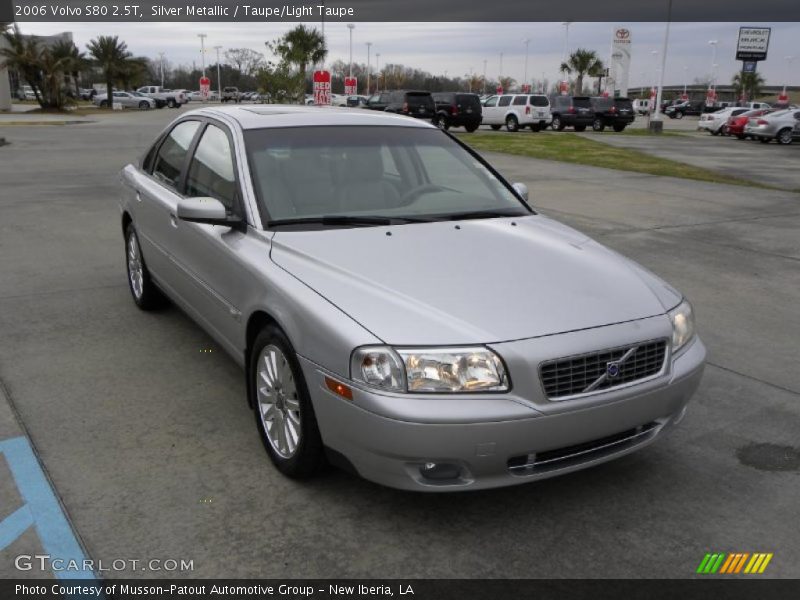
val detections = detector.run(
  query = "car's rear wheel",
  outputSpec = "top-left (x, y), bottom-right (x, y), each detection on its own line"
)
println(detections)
top-left (551, 116), bottom-right (564, 131)
top-left (167, 98), bottom-right (177, 108)
top-left (776, 128), bottom-right (794, 145)
top-left (506, 115), bottom-right (519, 132)
top-left (138, 101), bottom-right (150, 110)
top-left (675, 112), bottom-right (684, 119)
top-left (251, 326), bottom-right (324, 478)
top-left (720, 125), bottom-right (729, 136)
top-left (433, 114), bottom-right (449, 130)
top-left (574, 125), bottom-right (587, 132)
top-left (124, 224), bottom-right (166, 310)
top-left (592, 118), bottom-right (605, 132)
top-left (464, 123), bottom-right (479, 133)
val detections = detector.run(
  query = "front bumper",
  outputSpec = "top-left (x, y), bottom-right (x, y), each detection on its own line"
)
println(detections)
top-left (302, 320), bottom-right (706, 492)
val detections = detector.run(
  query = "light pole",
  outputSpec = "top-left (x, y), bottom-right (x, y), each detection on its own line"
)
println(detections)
top-left (499, 52), bottom-right (503, 80)
top-left (653, 0), bottom-right (672, 122)
top-left (375, 53), bottom-right (380, 91)
top-left (366, 42), bottom-right (372, 94)
top-left (347, 23), bottom-right (355, 79)
top-left (561, 22), bottom-right (571, 91)
top-left (683, 65), bottom-right (688, 96)
top-left (783, 55), bottom-right (795, 99)
top-left (158, 52), bottom-right (165, 88)
top-left (523, 38), bottom-right (530, 90)
top-left (708, 40), bottom-right (718, 93)
top-left (214, 46), bottom-right (222, 102)
top-left (482, 58), bottom-right (487, 95)
top-left (198, 34), bottom-right (207, 77)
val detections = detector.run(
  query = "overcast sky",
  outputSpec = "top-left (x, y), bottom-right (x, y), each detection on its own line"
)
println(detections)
top-left (20, 21), bottom-right (800, 88)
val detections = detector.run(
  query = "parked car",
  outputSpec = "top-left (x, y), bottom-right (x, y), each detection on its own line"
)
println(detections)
top-left (344, 95), bottom-right (369, 107)
top-left (15, 85), bottom-right (36, 100)
top-left (381, 90), bottom-right (436, 119)
top-left (726, 108), bottom-right (774, 139)
top-left (119, 105), bottom-right (705, 491)
top-left (737, 101), bottom-right (771, 111)
top-left (136, 86), bottom-right (186, 108)
top-left (549, 96), bottom-right (594, 131)
top-left (664, 101), bottom-right (704, 119)
top-left (222, 87), bottom-right (241, 103)
top-left (431, 92), bottom-right (482, 132)
top-left (632, 99), bottom-right (651, 115)
top-left (93, 91), bottom-right (156, 110)
top-left (697, 107), bottom-right (750, 135)
top-left (363, 92), bottom-right (391, 111)
top-left (744, 109), bottom-right (800, 144)
top-left (481, 94), bottom-right (551, 132)
top-left (79, 88), bottom-right (97, 101)
top-left (589, 96), bottom-right (636, 132)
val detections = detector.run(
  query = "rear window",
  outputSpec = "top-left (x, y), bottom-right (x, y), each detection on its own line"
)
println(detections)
top-left (530, 95), bottom-right (549, 107)
top-left (433, 93), bottom-right (454, 103)
top-left (592, 98), bottom-right (613, 110)
top-left (455, 94), bottom-right (480, 108)
top-left (615, 98), bottom-right (633, 110)
top-left (406, 93), bottom-right (433, 107)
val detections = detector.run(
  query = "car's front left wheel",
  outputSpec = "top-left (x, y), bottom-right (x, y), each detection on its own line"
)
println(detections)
top-left (125, 223), bottom-right (166, 310)
top-left (251, 326), bottom-right (325, 478)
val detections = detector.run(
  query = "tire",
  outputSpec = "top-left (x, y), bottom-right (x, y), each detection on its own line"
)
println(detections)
top-left (490, 124), bottom-right (502, 131)
top-left (776, 128), bottom-right (793, 145)
top-left (551, 116), bottom-right (565, 131)
top-left (99, 100), bottom-right (108, 108)
top-left (124, 224), bottom-right (166, 310)
top-left (720, 125), bottom-right (729, 136)
top-left (675, 112), bottom-right (684, 120)
top-left (433, 114), bottom-right (449, 130)
top-left (250, 326), bottom-right (324, 478)
top-left (464, 123), bottom-right (479, 133)
top-left (506, 115), bottom-right (519, 132)
top-left (711, 128), bottom-right (720, 136)
top-left (138, 101), bottom-right (150, 110)
top-left (167, 98), bottom-right (177, 108)
top-left (592, 118), bottom-right (605, 132)
top-left (613, 125), bottom-right (626, 132)
top-left (574, 125), bottom-right (586, 132)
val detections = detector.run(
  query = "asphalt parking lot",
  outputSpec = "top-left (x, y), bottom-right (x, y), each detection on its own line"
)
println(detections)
top-left (0, 107), bottom-right (799, 579)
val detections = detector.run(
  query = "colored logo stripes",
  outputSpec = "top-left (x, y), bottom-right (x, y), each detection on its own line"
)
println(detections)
top-left (697, 552), bottom-right (773, 574)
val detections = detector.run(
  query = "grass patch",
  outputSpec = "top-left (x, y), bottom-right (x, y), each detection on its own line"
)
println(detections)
top-left (458, 132), bottom-right (768, 188)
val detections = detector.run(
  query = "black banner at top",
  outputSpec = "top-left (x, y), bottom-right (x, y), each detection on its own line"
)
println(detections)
top-left (6, 0), bottom-right (800, 22)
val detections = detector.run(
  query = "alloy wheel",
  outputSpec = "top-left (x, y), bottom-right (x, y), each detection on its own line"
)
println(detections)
top-left (256, 345), bottom-right (301, 459)
top-left (127, 233), bottom-right (144, 300)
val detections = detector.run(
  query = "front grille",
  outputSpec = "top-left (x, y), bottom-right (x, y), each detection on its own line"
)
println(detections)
top-left (507, 421), bottom-right (661, 475)
top-left (540, 339), bottom-right (667, 399)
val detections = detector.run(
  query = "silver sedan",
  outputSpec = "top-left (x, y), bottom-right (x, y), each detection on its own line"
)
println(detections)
top-left (94, 91), bottom-right (155, 110)
top-left (119, 105), bottom-right (705, 491)
top-left (744, 108), bottom-right (800, 144)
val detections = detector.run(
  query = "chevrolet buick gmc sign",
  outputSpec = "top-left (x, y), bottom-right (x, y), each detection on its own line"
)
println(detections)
top-left (736, 27), bottom-right (771, 61)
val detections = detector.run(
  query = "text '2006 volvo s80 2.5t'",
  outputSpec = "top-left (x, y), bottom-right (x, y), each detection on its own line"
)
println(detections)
top-left (119, 105), bottom-right (705, 491)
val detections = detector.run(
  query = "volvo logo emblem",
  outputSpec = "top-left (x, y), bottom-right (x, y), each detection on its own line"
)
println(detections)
top-left (606, 362), bottom-right (621, 378)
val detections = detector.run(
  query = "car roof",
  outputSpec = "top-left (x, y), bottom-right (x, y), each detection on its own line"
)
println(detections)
top-left (181, 104), bottom-right (437, 130)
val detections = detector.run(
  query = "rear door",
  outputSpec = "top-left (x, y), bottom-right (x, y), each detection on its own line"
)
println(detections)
top-left (406, 92), bottom-right (434, 117)
top-left (456, 94), bottom-right (481, 119)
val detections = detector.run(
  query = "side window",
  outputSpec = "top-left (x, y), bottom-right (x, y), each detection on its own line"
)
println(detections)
top-left (512, 96), bottom-right (527, 106)
top-left (498, 96), bottom-right (512, 107)
top-left (185, 124), bottom-right (238, 212)
top-left (484, 96), bottom-right (498, 107)
top-left (151, 120), bottom-right (201, 190)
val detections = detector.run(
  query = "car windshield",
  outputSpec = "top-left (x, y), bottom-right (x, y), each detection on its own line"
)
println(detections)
top-left (244, 126), bottom-right (529, 226)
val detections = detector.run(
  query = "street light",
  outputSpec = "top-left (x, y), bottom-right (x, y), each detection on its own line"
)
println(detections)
top-left (708, 40), bottom-right (718, 92)
top-left (523, 38), bottom-right (530, 90)
top-left (198, 34), bottom-right (207, 77)
top-left (158, 52), bottom-right (165, 88)
top-left (375, 53), bottom-right (380, 91)
top-left (213, 46), bottom-right (222, 102)
top-left (347, 23), bottom-right (355, 79)
top-left (366, 42), bottom-right (372, 94)
top-left (653, 0), bottom-right (673, 122)
top-left (561, 22), bottom-right (572, 92)
top-left (683, 65), bottom-right (688, 96)
top-left (482, 59), bottom-right (487, 95)
top-left (783, 56), bottom-right (795, 99)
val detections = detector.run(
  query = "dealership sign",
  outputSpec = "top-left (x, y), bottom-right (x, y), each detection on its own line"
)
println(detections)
top-left (344, 76), bottom-right (357, 95)
top-left (199, 76), bottom-right (210, 98)
top-left (610, 26), bottom-right (632, 97)
top-left (736, 27), bottom-right (770, 61)
top-left (313, 70), bottom-right (331, 105)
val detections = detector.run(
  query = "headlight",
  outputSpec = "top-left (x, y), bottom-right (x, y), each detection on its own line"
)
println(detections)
top-left (668, 299), bottom-right (696, 353)
top-left (350, 346), bottom-right (509, 393)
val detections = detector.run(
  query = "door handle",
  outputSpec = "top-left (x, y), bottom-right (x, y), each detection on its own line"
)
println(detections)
top-left (170, 213), bottom-right (178, 228)
top-left (136, 192), bottom-right (142, 202)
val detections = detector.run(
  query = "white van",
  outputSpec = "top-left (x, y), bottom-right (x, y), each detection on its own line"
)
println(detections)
top-left (633, 99), bottom-right (650, 115)
top-left (481, 94), bottom-right (552, 132)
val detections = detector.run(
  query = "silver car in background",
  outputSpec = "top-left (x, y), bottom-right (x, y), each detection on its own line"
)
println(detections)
top-left (744, 108), bottom-right (800, 144)
top-left (119, 106), bottom-right (705, 491)
top-left (94, 91), bottom-right (155, 110)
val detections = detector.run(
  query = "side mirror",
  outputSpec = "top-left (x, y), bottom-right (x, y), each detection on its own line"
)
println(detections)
top-left (176, 197), bottom-right (236, 226)
top-left (512, 182), bottom-right (529, 203)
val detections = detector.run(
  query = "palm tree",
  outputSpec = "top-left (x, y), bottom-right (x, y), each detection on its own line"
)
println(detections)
top-left (87, 35), bottom-right (131, 106)
top-left (51, 39), bottom-right (86, 99)
top-left (269, 25), bottom-right (326, 101)
top-left (1, 25), bottom-right (46, 106)
top-left (732, 71), bottom-right (765, 103)
top-left (588, 59), bottom-right (606, 94)
top-left (560, 49), bottom-right (603, 95)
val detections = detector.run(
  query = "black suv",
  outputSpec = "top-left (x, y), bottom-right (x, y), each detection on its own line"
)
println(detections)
top-left (383, 90), bottom-right (435, 119)
top-left (664, 101), bottom-right (704, 119)
top-left (589, 96), bottom-right (636, 132)
top-left (364, 92), bottom-right (391, 111)
top-left (549, 96), bottom-right (594, 131)
top-left (431, 92), bottom-right (482, 132)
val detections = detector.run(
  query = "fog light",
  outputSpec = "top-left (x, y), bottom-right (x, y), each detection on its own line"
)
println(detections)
top-left (419, 462), bottom-right (461, 481)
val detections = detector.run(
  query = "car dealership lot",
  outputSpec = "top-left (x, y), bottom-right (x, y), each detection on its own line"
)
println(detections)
top-left (0, 109), bottom-right (799, 578)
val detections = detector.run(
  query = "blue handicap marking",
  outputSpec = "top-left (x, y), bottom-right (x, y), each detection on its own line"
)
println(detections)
top-left (0, 436), bottom-right (97, 580)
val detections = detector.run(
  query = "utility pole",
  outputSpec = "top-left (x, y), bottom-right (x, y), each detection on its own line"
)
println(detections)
top-left (653, 0), bottom-right (673, 122)
top-left (214, 46), bottom-right (222, 102)
top-left (482, 59), bottom-right (487, 95)
top-left (347, 23), bottom-right (355, 78)
top-left (198, 34), bottom-right (207, 77)
top-left (376, 53), bottom-right (380, 91)
top-left (158, 52), bottom-right (165, 88)
top-left (366, 42), bottom-right (372, 94)
top-left (523, 38), bottom-right (530, 90)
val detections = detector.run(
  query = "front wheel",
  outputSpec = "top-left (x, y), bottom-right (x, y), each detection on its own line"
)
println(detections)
top-left (138, 101), bottom-right (150, 110)
top-left (433, 114), bottom-right (449, 130)
top-left (251, 326), bottom-right (325, 478)
top-left (490, 124), bottom-right (502, 131)
top-left (551, 116), bottom-right (564, 131)
top-left (506, 115), bottom-right (519, 132)
top-left (776, 128), bottom-right (794, 145)
top-left (592, 118), bottom-right (605, 132)
top-left (675, 112), bottom-right (684, 119)
top-left (167, 98), bottom-right (177, 108)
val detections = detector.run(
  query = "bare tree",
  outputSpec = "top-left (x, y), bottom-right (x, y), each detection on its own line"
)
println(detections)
top-left (224, 47), bottom-right (265, 77)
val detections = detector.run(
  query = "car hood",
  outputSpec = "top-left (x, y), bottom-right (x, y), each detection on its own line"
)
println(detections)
top-left (270, 216), bottom-right (679, 345)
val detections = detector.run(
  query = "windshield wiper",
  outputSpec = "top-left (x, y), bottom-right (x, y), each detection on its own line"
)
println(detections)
top-left (445, 209), bottom-right (529, 221)
top-left (268, 215), bottom-right (432, 228)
